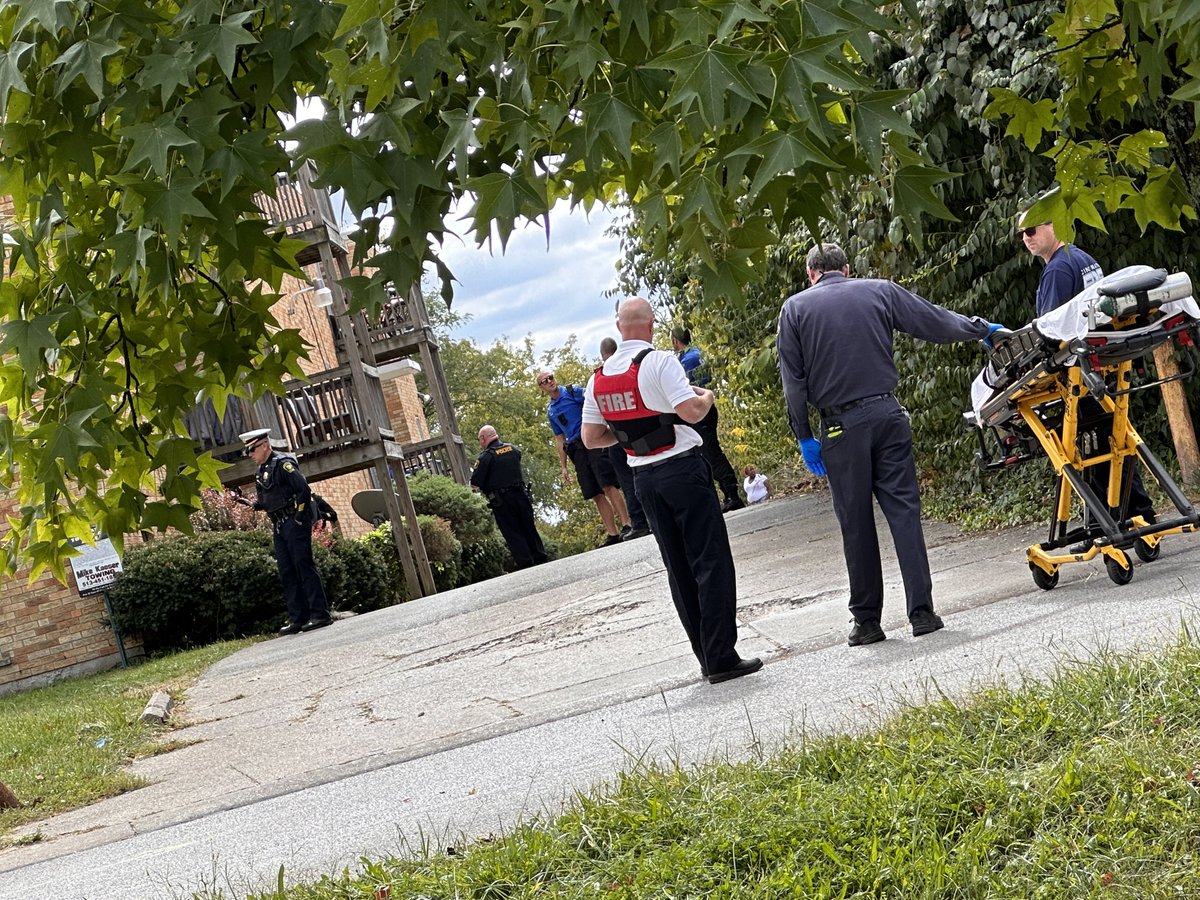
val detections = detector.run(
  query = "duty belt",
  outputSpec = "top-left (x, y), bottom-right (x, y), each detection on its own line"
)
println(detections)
top-left (819, 392), bottom-right (893, 419)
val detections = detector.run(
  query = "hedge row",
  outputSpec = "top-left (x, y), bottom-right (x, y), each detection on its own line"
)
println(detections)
top-left (107, 474), bottom-right (524, 653)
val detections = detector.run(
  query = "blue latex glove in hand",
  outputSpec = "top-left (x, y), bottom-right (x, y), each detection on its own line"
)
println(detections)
top-left (799, 437), bottom-right (827, 477)
top-left (982, 322), bottom-right (1005, 350)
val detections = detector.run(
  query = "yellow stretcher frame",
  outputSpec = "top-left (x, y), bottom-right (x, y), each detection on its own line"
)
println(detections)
top-left (976, 311), bottom-right (1200, 590)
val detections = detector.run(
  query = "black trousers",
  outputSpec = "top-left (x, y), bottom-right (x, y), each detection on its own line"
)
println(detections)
top-left (633, 450), bottom-right (740, 673)
top-left (821, 396), bottom-right (932, 625)
top-left (607, 445), bottom-right (649, 530)
top-left (491, 489), bottom-right (548, 568)
top-left (274, 517), bottom-right (330, 626)
top-left (690, 405), bottom-right (742, 503)
top-left (1077, 398), bottom-right (1155, 526)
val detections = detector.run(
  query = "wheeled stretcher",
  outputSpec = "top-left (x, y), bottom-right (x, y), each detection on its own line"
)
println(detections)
top-left (965, 265), bottom-right (1200, 588)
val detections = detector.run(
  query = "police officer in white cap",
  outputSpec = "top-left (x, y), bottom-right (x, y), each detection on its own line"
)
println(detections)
top-left (240, 429), bottom-right (332, 635)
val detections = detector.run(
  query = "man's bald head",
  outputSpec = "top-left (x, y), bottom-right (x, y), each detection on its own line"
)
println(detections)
top-left (599, 336), bottom-right (618, 360)
top-left (616, 297), bottom-right (654, 341)
top-left (478, 424), bottom-right (498, 447)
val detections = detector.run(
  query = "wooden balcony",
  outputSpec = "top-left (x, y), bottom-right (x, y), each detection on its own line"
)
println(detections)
top-left (184, 368), bottom-right (460, 486)
top-left (254, 163), bottom-right (346, 267)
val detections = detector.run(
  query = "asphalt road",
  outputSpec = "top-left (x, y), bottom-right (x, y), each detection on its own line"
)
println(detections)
top-left (3, 491), bottom-right (1199, 899)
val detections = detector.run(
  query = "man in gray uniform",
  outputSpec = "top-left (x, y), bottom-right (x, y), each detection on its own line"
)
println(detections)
top-left (778, 243), bottom-right (1002, 647)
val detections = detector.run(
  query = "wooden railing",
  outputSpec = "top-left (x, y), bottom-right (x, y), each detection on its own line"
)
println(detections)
top-left (330, 295), bottom-right (424, 364)
top-left (395, 436), bottom-right (459, 479)
top-left (184, 366), bottom-right (394, 463)
top-left (255, 161), bottom-right (340, 235)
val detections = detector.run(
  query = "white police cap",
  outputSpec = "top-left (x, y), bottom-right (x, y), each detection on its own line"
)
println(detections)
top-left (238, 428), bottom-right (271, 447)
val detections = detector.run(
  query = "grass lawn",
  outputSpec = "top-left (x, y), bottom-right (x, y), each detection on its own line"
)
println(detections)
top-left (224, 636), bottom-right (1200, 900)
top-left (0, 638), bottom-right (257, 847)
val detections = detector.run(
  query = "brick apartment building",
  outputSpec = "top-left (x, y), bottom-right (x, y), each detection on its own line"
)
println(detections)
top-left (0, 185), bottom-right (451, 695)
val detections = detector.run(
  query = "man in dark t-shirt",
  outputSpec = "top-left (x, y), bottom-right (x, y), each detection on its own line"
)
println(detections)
top-left (1019, 206), bottom-right (1156, 532)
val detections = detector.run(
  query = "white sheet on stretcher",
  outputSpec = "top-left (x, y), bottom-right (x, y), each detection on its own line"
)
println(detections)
top-left (970, 265), bottom-right (1200, 420)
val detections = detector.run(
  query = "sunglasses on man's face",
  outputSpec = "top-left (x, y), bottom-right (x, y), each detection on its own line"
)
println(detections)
top-left (1019, 223), bottom-right (1047, 238)
top-left (537, 376), bottom-right (554, 386)
top-left (244, 440), bottom-right (265, 457)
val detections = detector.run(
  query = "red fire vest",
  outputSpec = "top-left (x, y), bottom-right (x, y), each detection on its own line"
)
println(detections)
top-left (592, 349), bottom-right (681, 456)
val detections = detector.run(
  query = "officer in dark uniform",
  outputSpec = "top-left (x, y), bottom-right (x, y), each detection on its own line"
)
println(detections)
top-left (669, 327), bottom-right (745, 512)
top-left (470, 425), bottom-right (548, 569)
top-left (777, 243), bottom-right (1003, 647)
top-left (583, 298), bottom-right (762, 685)
top-left (241, 429), bottom-right (333, 636)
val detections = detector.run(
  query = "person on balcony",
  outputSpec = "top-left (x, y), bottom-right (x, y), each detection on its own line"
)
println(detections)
top-left (241, 429), bottom-right (333, 636)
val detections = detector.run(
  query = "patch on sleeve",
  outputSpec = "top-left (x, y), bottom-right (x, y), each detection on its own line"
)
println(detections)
top-left (282, 462), bottom-right (296, 473)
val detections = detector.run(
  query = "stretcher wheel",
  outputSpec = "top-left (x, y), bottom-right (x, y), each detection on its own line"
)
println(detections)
top-left (1105, 554), bottom-right (1134, 585)
top-left (1030, 563), bottom-right (1059, 591)
top-left (1134, 539), bottom-right (1160, 563)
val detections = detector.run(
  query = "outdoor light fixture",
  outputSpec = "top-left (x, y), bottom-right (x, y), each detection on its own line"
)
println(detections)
top-left (374, 358), bottom-right (422, 381)
top-left (312, 276), bottom-right (334, 309)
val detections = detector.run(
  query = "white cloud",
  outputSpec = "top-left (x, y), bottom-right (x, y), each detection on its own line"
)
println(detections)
top-left (433, 200), bottom-right (624, 363)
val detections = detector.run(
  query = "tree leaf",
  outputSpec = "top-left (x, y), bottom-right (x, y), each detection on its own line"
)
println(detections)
top-left (122, 114), bottom-right (197, 176)
top-left (0, 40), bottom-right (32, 118)
top-left (0, 315), bottom-right (58, 387)
top-left (648, 44), bottom-right (764, 129)
top-left (186, 11), bottom-right (257, 82)
top-left (139, 177), bottom-right (216, 245)
top-left (52, 36), bottom-right (121, 100)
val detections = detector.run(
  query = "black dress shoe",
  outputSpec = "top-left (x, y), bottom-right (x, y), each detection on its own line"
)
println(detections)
top-left (909, 608), bottom-right (944, 637)
top-left (301, 616), bottom-right (333, 632)
top-left (848, 621), bottom-right (886, 646)
top-left (278, 622), bottom-right (304, 636)
top-left (707, 657), bottom-right (763, 684)
top-left (622, 526), bottom-right (651, 540)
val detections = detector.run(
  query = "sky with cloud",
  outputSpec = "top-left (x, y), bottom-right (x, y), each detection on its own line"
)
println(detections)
top-left (431, 200), bottom-right (625, 365)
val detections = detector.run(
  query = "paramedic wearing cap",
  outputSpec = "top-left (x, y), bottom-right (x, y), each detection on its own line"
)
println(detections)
top-left (778, 243), bottom-right (1002, 648)
top-left (582, 297), bottom-right (762, 685)
top-left (241, 429), bottom-right (333, 636)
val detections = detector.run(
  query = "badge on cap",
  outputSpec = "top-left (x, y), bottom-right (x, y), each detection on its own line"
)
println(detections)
top-left (239, 428), bottom-right (271, 447)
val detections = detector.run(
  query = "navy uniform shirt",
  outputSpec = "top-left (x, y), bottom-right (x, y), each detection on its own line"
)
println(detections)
top-left (1035, 244), bottom-right (1103, 316)
top-left (470, 440), bottom-right (526, 494)
top-left (777, 273), bottom-right (988, 441)
top-left (254, 451), bottom-right (312, 517)
top-left (546, 385), bottom-right (587, 443)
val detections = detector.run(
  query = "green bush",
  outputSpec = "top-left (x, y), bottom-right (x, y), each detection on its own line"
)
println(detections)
top-left (107, 531), bottom-right (279, 652)
top-left (419, 514), bottom-right (462, 592)
top-left (108, 527), bottom-right (408, 653)
top-left (329, 536), bottom-right (399, 613)
top-left (361, 522), bottom-right (407, 602)
top-left (406, 471), bottom-right (497, 545)
top-left (458, 534), bottom-right (509, 586)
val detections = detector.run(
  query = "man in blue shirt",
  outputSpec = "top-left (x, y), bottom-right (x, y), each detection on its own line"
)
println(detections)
top-left (1019, 211), bottom-right (1103, 317)
top-left (669, 328), bottom-right (745, 512)
top-left (1019, 204), bottom-right (1156, 533)
top-left (537, 369), bottom-right (632, 547)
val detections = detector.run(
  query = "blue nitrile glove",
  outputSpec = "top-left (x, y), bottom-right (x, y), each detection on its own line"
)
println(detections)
top-left (982, 322), bottom-right (1005, 350)
top-left (799, 437), bottom-right (827, 477)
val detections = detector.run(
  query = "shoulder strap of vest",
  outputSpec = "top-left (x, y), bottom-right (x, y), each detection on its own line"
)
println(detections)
top-left (632, 348), bottom-right (654, 365)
